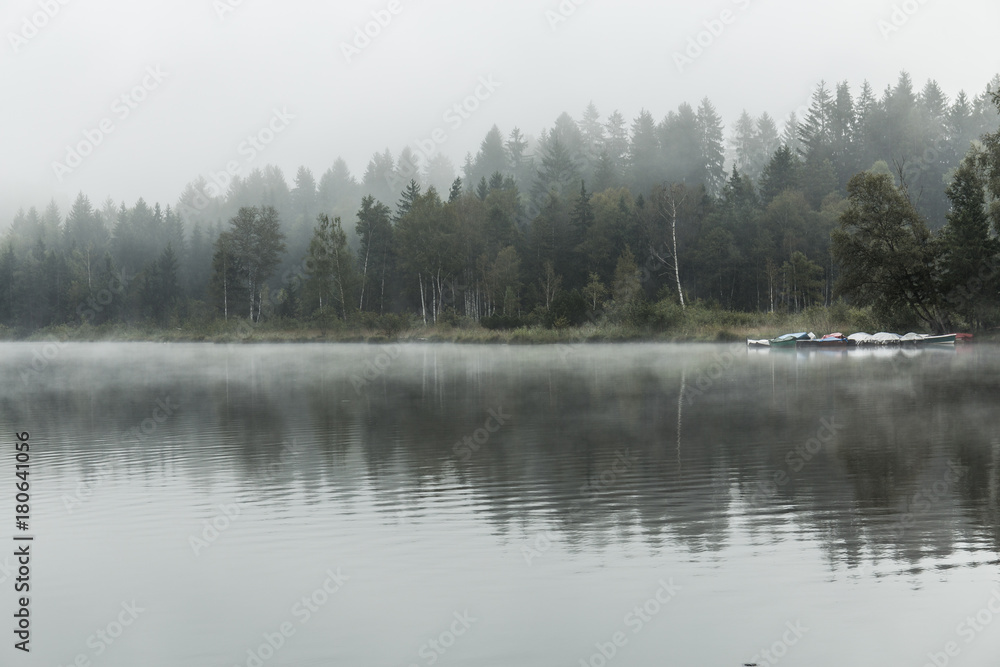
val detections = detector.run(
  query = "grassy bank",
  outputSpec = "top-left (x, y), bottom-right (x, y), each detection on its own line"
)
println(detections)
top-left (7, 302), bottom-right (965, 345)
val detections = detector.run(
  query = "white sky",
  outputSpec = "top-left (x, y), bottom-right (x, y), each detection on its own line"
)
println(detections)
top-left (2, 0), bottom-right (999, 220)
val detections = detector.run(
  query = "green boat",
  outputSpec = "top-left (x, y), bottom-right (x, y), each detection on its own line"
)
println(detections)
top-left (916, 333), bottom-right (956, 345)
top-left (769, 332), bottom-right (811, 348)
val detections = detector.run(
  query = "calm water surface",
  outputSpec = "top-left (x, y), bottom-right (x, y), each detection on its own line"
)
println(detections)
top-left (4, 342), bottom-right (1000, 667)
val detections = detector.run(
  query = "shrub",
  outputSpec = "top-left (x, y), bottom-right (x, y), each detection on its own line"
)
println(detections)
top-left (481, 314), bottom-right (527, 330)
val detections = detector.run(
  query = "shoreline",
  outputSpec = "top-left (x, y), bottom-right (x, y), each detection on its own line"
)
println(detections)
top-left (8, 320), bottom-right (996, 345)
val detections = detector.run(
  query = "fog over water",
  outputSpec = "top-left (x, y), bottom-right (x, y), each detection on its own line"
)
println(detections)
top-left (6, 2), bottom-right (1000, 664)
top-left (5, 343), bottom-right (1000, 666)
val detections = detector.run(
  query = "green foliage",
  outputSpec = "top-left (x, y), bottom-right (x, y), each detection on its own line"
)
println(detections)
top-left (213, 205), bottom-right (287, 322)
top-left (302, 214), bottom-right (356, 321)
top-left (832, 172), bottom-right (945, 331)
top-left (5, 74), bottom-right (1000, 337)
top-left (937, 158), bottom-right (1000, 328)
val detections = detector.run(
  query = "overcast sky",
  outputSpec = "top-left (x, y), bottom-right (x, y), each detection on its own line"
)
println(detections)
top-left (3, 0), bottom-right (999, 220)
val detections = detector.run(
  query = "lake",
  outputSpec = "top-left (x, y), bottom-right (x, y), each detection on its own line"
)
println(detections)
top-left (4, 341), bottom-right (1000, 667)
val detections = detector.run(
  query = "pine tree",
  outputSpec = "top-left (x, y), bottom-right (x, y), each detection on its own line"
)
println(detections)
top-left (471, 125), bottom-right (509, 186)
top-left (659, 103), bottom-right (701, 187)
top-left (628, 109), bottom-right (661, 194)
top-left (423, 153), bottom-right (456, 193)
top-left (830, 81), bottom-right (857, 181)
top-left (506, 128), bottom-right (532, 188)
top-left (938, 159), bottom-right (999, 327)
top-left (759, 146), bottom-right (801, 205)
top-left (752, 113), bottom-right (781, 181)
top-left (533, 137), bottom-right (581, 203)
top-left (396, 179), bottom-right (422, 221)
top-left (731, 110), bottom-right (757, 175)
top-left (604, 110), bottom-right (629, 179)
top-left (696, 98), bottom-right (726, 196)
top-left (798, 81), bottom-right (834, 158)
top-left (781, 112), bottom-right (803, 155)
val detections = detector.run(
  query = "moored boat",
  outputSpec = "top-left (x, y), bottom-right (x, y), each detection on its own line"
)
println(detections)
top-left (915, 333), bottom-right (956, 345)
top-left (769, 332), bottom-right (812, 348)
top-left (847, 332), bottom-right (873, 346)
top-left (871, 332), bottom-right (903, 344)
top-left (749, 331), bottom-right (966, 350)
top-left (798, 333), bottom-right (847, 348)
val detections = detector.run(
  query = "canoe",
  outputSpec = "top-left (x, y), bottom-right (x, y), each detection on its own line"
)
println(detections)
top-left (898, 333), bottom-right (957, 345)
top-left (916, 333), bottom-right (956, 345)
top-left (797, 333), bottom-right (847, 348)
top-left (769, 332), bottom-right (812, 348)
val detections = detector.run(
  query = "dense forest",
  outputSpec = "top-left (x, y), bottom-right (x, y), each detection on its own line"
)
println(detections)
top-left (3, 72), bottom-right (1000, 336)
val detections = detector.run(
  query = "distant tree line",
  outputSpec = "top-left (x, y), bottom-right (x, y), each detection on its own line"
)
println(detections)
top-left (1, 72), bottom-right (999, 334)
